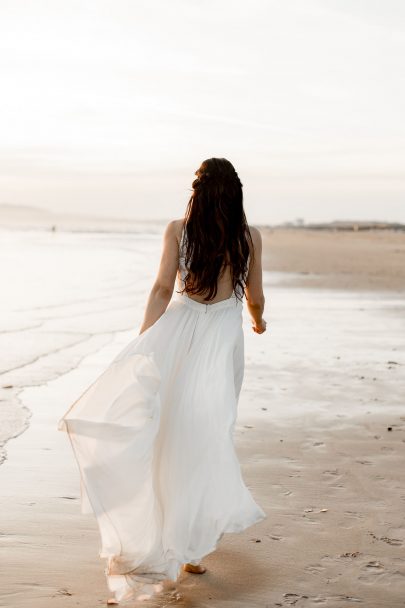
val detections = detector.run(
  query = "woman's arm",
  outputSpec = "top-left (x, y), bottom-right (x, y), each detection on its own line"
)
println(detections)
top-left (245, 226), bottom-right (267, 334)
top-left (138, 220), bottom-right (179, 335)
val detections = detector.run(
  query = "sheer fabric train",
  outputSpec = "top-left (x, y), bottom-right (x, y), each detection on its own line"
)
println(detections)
top-left (58, 230), bottom-right (266, 602)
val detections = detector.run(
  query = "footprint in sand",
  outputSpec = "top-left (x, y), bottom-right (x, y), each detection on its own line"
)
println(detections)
top-left (365, 560), bottom-right (384, 570)
top-left (304, 563), bottom-right (326, 574)
top-left (358, 560), bottom-right (385, 582)
top-left (280, 592), bottom-right (305, 605)
top-left (321, 469), bottom-right (345, 490)
top-left (386, 526), bottom-right (405, 544)
top-left (278, 592), bottom-right (362, 605)
top-left (328, 596), bottom-right (362, 603)
top-left (380, 536), bottom-right (403, 546)
top-left (55, 588), bottom-right (73, 596)
top-left (369, 531), bottom-right (403, 546)
top-left (344, 510), bottom-right (365, 520)
top-left (339, 551), bottom-right (361, 559)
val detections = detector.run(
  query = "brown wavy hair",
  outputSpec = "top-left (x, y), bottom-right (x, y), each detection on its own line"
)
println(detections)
top-left (178, 157), bottom-right (254, 302)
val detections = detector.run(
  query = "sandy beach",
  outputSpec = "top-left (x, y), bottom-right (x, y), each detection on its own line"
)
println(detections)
top-left (1, 226), bottom-right (405, 607)
top-left (262, 227), bottom-right (405, 292)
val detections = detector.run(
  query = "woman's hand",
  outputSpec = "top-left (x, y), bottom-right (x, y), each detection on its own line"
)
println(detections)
top-left (252, 319), bottom-right (267, 334)
top-left (245, 227), bottom-right (266, 335)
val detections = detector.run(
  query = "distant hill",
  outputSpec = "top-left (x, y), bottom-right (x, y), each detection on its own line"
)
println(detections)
top-left (0, 203), bottom-right (51, 215)
top-left (274, 220), bottom-right (405, 232)
top-left (0, 204), bottom-right (167, 233)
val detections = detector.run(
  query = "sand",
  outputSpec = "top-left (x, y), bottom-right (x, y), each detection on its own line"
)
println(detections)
top-left (262, 227), bottom-right (405, 292)
top-left (1, 228), bottom-right (405, 607)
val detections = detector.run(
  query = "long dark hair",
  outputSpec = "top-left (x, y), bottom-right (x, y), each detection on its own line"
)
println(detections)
top-left (178, 157), bottom-right (254, 302)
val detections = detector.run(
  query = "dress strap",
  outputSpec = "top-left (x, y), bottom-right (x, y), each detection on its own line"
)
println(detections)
top-left (179, 221), bottom-right (187, 257)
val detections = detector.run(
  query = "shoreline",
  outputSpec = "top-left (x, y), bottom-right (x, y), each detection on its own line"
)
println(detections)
top-left (1, 228), bottom-right (405, 606)
top-left (1, 283), bottom-right (404, 606)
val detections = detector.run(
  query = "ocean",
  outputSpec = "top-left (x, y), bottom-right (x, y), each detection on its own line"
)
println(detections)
top-left (1, 226), bottom-right (403, 469)
top-left (0, 227), bottom-right (166, 462)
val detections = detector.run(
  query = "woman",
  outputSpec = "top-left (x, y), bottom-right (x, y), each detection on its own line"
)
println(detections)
top-left (58, 157), bottom-right (267, 604)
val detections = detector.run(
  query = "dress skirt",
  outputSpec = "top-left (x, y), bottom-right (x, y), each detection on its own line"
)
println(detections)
top-left (57, 290), bottom-right (266, 602)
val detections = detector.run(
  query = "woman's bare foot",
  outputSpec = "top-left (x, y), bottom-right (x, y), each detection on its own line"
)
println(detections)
top-left (182, 563), bottom-right (206, 574)
top-left (107, 598), bottom-right (119, 605)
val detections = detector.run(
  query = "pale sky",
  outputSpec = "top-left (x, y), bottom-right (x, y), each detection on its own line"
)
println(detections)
top-left (0, 0), bottom-right (404, 224)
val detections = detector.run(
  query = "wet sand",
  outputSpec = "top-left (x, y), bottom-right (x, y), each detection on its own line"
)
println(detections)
top-left (1, 229), bottom-right (405, 607)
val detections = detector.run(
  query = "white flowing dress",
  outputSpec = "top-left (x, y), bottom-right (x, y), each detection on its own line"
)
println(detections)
top-left (58, 225), bottom-right (266, 602)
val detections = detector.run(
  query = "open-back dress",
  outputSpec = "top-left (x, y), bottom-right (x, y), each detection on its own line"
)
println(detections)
top-left (57, 223), bottom-right (266, 602)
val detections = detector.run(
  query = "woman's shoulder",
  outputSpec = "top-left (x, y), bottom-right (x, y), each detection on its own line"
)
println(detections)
top-left (165, 218), bottom-right (184, 231)
top-left (247, 224), bottom-right (262, 240)
top-left (164, 218), bottom-right (185, 248)
top-left (247, 225), bottom-right (262, 254)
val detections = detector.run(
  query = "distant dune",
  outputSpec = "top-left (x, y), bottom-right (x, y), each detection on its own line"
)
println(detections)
top-left (1, 203), bottom-right (404, 235)
top-left (0, 204), bottom-right (167, 233)
top-left (274, 219), bottom-right (405, 232)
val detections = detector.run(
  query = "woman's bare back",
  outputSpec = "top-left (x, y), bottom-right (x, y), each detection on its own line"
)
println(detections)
top-left (175, 219), bottom-right (257, 305)
top-left (177, 263), bottom-right (235, 304)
